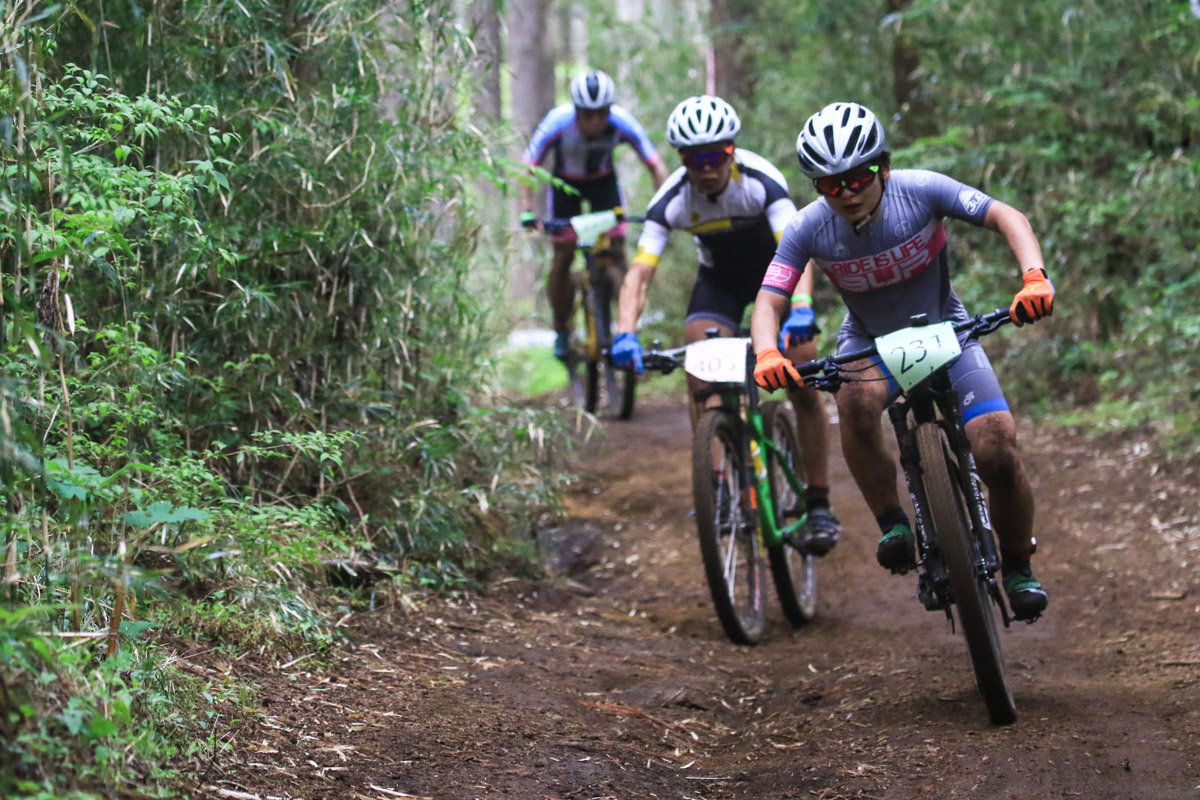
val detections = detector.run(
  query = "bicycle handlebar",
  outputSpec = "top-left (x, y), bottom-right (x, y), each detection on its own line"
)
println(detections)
top-left (640, 347), bottom-right (687, 376)
top-left (794, 307), bottom-right (1016, 391)
top-left (638, 306), bottom-right (1021, 388)
top-left (539, 211), bottom-right (647, 237)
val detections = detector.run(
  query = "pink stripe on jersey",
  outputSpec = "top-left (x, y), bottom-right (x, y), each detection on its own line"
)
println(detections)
top-left (825, 222), bottom-right (947, 292)
top-left (763, 261), bottom-right (800, 294)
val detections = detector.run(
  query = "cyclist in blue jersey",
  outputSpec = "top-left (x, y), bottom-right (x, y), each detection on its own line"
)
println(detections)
top-left (611, 95), bottom-right (842, 552)
top-left (519, 69), bottom-right (670, 360)
top-left (749, 102), bottom-right (1054, 620)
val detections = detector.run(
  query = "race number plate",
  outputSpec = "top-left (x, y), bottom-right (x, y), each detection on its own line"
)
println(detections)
top-left (875, 321), bottom-right (961, 392)
top-left (569, 210), bottom-right (619, 246)
top-left (684, 337), bottom-right (752, 384)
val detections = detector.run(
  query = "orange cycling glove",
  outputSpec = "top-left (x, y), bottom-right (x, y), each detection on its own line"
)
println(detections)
top-left (1009, 268), bottom-right (1055, 326)
top-left (754, 348), bottom-right (802, 392)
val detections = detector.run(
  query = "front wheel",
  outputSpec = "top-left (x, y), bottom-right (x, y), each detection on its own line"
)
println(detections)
top-left (915, 423), bottom-right (1016, 725)
top-left (585, 273), bottom-right (634, 418)
top-left (584, 358), bottom-right (634, 418)
top-left (692, 409), bottom-right (765, 645)
top-left (762, 402), bottom-right (816, 626)
top-left (617, 366), bottom-right (636, 420)
top-left (583, 287), bottom-right (603, 414)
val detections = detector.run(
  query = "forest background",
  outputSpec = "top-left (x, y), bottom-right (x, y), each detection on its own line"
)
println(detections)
top-left (0, 0), bottom-right (1197, 796)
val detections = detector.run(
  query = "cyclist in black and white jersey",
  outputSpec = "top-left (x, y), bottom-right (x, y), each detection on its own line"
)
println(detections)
top-left (612, 95), bottom-right (841, 550)
top-left (749, 102), bottom-right (1054, 620)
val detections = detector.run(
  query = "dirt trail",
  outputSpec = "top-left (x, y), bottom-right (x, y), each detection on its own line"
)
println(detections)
top-left (201, 400), bottom-right (1199, 800)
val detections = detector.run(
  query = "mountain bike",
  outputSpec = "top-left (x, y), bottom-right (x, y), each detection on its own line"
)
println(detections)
top-left (542, 209), bottom-right (644, 419)
top-left (643, 333), bottom-right (819, 645)
top-left (792, 308), bottom-right (1022, 725)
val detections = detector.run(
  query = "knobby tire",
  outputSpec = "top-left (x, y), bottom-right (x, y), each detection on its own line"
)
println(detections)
top-left (692, 409), bottom-right (765, 645)
top-left (584, 285), bottom-right (602, 414)
top-left (762, 402), bottom-right (817, 626)
top-left (585, 252), bottom-right (635, 418)
top-left (618, 363), bottom-right (636, 420)
top-left (915, 423), bottom-right (1016, 725)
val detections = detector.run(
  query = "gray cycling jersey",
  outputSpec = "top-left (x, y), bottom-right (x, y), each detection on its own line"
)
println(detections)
top-left (762, 169), bottom-right (994, 338)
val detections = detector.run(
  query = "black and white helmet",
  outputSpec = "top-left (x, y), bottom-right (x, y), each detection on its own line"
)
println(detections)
top-left (570, 70), bottom-right (616, 110)
top-left (666, 95), bottom-right (741, 149)
top-left (795, 102), bottom-right (886, 178)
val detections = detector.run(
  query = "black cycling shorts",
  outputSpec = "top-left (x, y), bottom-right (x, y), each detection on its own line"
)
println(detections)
top-left (685, 267), bottom-right (765, 330)
top-left (547, 173), bottom-right (624, 220)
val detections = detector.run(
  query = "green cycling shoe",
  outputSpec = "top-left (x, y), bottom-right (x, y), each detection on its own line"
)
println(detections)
top-left (876, 523), bottom-right (917, 574)
top-left (1002, 563), bottom-right (1048, 621)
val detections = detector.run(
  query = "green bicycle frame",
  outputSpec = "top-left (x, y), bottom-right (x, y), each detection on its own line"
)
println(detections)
top-left (718, 357), bottom-right (810, 550)
top-left (747, 410), bottom-right (809, 547)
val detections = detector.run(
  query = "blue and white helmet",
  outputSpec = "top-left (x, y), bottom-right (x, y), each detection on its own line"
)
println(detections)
top-left (796, 102), bottom-right (886, 178)
top-left (666, 95), bottom-right (741, 149)
top-left (570, 70), bottom-right (616, 110)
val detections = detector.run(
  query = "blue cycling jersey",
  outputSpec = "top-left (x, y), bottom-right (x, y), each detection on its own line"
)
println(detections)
top-left (523, 104), bottom-right (661, 181)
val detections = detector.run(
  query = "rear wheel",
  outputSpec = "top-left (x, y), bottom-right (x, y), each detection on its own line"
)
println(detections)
top-left (762, 402), bottom-right (816, 626)
top-left (692, 409), bottom-right (764, 645)
top-left (915, 423), bottom-right (1016, 725)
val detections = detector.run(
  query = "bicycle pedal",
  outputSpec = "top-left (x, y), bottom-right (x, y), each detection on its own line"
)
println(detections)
top-left (917, 574), bottom-right (945, 611)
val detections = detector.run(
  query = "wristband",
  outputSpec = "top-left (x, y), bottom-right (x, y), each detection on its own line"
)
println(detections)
top-left (790, 293), bottom-right (813, 305)
top-left (519, 211), bottom-right (536, 224)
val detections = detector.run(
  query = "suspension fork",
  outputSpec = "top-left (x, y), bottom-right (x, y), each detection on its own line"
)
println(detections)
top-left (888, 399), bottom-right (923, 534)
top-left (934, 390), bottom-right (1002, 576)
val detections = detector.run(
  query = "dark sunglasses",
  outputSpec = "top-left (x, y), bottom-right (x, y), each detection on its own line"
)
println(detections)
top-left (814, 164), bottom-right (881, 197)
top-left (681, 144), bottom-right (735, 170)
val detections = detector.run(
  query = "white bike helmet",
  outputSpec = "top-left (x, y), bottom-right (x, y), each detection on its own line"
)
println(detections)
top-left (570, 70), bottom-right (616, 110)
top-left (666, 95), bottom-right (741, 149)
top-left (795, 102), bottom-right (886, 178)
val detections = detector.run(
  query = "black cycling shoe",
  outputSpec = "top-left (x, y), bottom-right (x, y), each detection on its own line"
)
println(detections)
top-left (804, 506), bottom-right (842, 556)
top-left (1003, 563), bottom-right (1048, 622)
top-left (876, 523), bottom-right (917, 573)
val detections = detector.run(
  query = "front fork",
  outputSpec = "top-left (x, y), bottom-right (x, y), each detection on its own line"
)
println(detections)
top-left (745, 407), bottom-right (808, 551)
top-left (890, 397), bottom-right (1011, 624)
top-left (888, 403), bottom-right (944, 612)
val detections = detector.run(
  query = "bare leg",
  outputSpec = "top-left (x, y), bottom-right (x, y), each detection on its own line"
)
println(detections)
top-left (683, 317), bottom-right (734, 431)
top-left (967, 410), bottom-right (1046, 619)
top-left (835, 360), bottom-right (900, 517)
top-left (547, 242), bottom-right (577, 335)
top-left (965, 411), bottom-right (1036, 556)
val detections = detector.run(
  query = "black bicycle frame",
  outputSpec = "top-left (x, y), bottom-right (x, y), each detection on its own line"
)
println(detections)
top-left (888, 370), bottom-right (1009, 625)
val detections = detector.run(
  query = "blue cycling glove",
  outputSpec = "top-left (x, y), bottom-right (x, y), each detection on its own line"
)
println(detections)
top-left (779, 306), bottom-right (816, 350)
top-left (611, 332), bottom-right (644, 374)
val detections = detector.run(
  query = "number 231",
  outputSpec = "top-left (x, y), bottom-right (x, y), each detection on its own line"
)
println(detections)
top-left (890, 334), bottom-right (943, 374)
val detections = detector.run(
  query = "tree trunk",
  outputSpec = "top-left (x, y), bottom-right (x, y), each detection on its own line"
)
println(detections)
top-left (709, 0), bottom-right (757, 106)
top-left (506, 0), bottom-right (557, 306)
top-left (887, 0), bottom-right (938, 140)
top-left (508, 0), bottom-right (556, 141)
top-left (469, 0), bottom-right (502, 120)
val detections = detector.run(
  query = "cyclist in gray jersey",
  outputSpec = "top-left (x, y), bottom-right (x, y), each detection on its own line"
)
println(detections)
top-left (749, 103), bottom-right (1055, 621)
top-left (611, 95), bottom-right (842, 551)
